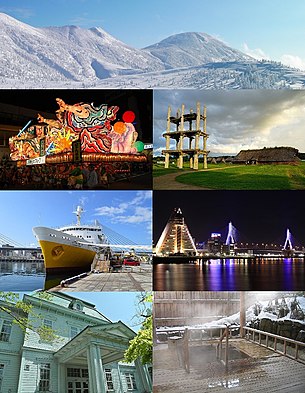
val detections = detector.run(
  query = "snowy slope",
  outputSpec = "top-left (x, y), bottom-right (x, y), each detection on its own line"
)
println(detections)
top-left (0, 13), bottom-right (164, 83)
top-left (1, 13), bottom-right (305, 89)
top-left (143, 32), bottom-right (254, 68)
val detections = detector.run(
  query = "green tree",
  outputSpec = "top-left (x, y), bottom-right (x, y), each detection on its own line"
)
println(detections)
top-left (124, 292), bottom-right (152, 365)
top-left (0, 291), bottom-right (58, 342)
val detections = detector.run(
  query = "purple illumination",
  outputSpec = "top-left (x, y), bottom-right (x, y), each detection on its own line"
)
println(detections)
top-left (225, 221), bottom-right (236, 245)
top-left (283, 228), bottom-right (293, 250)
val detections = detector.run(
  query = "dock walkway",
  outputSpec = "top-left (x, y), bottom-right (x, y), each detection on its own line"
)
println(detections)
top-left (50, 264), bottom-right (152, 292)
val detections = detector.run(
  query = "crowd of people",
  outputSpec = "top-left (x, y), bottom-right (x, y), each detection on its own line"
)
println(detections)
top-left (0, 151), bottom-right (152, 189)
top-left (0, 159), bottom-right (128, 189)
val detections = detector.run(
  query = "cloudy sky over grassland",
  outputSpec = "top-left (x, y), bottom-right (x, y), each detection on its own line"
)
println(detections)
top-left (154, 90), bottom-right (305, 155)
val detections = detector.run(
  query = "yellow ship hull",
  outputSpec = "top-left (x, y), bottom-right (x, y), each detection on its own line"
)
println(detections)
top-left (39, 240), bottom-right (96, 271)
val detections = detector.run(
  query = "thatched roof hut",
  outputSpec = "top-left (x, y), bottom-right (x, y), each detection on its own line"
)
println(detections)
top-left (233, 147), bottom-right (300, 164)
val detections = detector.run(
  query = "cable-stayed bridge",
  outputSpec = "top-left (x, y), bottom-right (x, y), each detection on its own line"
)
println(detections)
top-left (154, 208), bottom-right (304, 259)
top-left (0, 233), bottom-right (25, 248)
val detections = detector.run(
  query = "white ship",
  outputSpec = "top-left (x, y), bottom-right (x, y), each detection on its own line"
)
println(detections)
top-left (33, 206), bottom-right (108, 272)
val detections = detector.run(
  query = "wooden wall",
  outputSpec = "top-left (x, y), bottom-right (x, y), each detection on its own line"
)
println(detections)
top-left (154, 291), bottom-right (241, 328)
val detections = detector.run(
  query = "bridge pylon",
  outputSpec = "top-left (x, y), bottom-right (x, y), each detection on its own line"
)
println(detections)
top-left (282, 228), bottom-right (295, 257)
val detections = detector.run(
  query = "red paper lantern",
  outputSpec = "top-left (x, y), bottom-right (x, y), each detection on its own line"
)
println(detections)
top-left (122, 111), bottom-right (135, 123)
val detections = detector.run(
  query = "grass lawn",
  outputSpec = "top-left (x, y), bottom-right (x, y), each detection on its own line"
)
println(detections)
top-left (167, 163), bottom-right (305, 190)
top-left (153, 163), bottom-right (186, 177)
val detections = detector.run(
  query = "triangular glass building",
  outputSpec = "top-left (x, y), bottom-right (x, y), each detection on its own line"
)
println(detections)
top-left (155, 208), bottom-right (197, 256)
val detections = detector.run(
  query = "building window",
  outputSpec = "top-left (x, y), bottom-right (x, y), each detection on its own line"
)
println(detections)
top-left (125, 373), bottom-right (137, 390)
top-left (0, 320), bottom-right (12, 342)
top-left (67, 368), bottom-right (81, 378)
top-left (0, 364), bottom-right (4, 390)
top-left (38, 363), bottom-right (50, 392)
top-left (43, 319), bottom-right (53, 329)
top-left (105, 368), bottom-right (114, 391)
top-left (69, 300), bottom-right (84, 312)
top-left (70, 326), bottom-right (79, 338)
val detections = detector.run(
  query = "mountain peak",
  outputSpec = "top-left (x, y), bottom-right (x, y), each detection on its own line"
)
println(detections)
top-left (144, 31), bottom-right (253, 68)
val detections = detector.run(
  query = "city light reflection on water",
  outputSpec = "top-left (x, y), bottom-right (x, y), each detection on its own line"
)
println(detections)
top-left (153, 258), bottom-right (305, 291)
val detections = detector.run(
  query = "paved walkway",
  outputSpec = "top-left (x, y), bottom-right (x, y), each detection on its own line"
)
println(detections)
top-left (154, 340), bottom-right (305, 393)
top-left (49, 264), bottom-right (152, 292)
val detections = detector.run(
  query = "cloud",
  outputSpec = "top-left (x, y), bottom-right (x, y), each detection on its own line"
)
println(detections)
top-left (68, 16), bottom-right (105, 28)
top-left (130, 191), bottom-right (152, 205)
top-left (95, 206), bottom-right (126, 216)
top-left (115, 207), bottom-right (152, 225)
top-left (78, 196), bottom-right (88, 207)
top-left (0, 7), bottom-right (34, 20)
top-left (241, 43), bottom-right (270, 60)
top-left (94, 192), bottom-right (152, 226)
top-left (280, 54), bottom-right (305, 70)
top-left (153, 90), bottom-right (305, 154)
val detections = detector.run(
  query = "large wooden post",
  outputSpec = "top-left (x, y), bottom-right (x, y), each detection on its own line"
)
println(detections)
top-left (180, 104), bottom-right (185, 131)
top-left (240, 292), bottom-right (246, 338)
top-left (164, 106), bottom-right (171, 168)
top-left (167, 106), bottom-right (171, 132)
top-left (196, 102), bottom-right (200, 130)
top-left (203, 105), bottom-right (208, 169)
top-left (184, 328), bottom-right (190, 373)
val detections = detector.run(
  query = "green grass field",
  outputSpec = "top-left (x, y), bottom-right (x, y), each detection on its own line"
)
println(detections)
top-left (153, 162), bottom-right (200, 177)
top-left (153, 163), bottom-right (305, 189)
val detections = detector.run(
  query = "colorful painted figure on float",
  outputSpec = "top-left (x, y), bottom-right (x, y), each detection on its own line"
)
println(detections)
top-left (9, 98), bottom-right (144, 161)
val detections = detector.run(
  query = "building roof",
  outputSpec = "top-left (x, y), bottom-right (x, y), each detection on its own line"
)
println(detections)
top-left (233, 146), bottom-right (300, 163)
top-left (25, 291), bottom-right (112, 322)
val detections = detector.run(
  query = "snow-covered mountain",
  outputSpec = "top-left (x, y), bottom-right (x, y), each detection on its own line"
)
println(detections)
top-left (143, 32), bottom-right (253, 68)
top-left (0, 12), bottom-right (164, 83)
top-left (1, 12), bottom-right (305, 89)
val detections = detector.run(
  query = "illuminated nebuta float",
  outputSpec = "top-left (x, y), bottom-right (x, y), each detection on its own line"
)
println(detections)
top-left (9, 98), bottom-right (147, 165)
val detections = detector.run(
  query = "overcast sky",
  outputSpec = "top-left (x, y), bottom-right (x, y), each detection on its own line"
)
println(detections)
top-left (153, 90), bottom-right (305, 155)
top-left (1, 1), bottom-right (305, 69)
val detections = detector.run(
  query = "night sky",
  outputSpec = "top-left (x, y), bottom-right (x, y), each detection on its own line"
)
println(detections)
top-left (0, 89), bottom-right (152, 142)
top-left (153, 190), bottom-right (305, 246)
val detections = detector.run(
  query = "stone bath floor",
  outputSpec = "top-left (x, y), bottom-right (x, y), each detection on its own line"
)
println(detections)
top-left (153, 340), bottom-right (305, 393)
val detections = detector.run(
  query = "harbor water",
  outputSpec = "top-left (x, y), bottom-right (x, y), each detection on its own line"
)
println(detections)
top-left (153, 258), bottom-right (305, 291)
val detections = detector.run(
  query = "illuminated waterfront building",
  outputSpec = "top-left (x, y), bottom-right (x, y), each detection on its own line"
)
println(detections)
top-left (155, 207), bottom-right (197, 256)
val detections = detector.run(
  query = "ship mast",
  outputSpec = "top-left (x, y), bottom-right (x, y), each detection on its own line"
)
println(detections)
top-left (74, 206), bottom-right (84, 226)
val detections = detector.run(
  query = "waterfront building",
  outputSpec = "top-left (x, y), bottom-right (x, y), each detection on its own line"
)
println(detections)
top-left (0, 292), bottom-right (152, 393)
top-left (155, 207), bottom-right (197, 256)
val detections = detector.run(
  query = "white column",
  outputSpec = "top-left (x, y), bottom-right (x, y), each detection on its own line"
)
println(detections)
top-left (135, 360), bottom-right (152, 392)
top-left (17, 354), bottom-right (26, 393)
top-left (117, 363), bottom-right (125, 393)
top-left (87, 344), bottom-right (106, 393)
top-left (58, 363), bottom-right (66, 393)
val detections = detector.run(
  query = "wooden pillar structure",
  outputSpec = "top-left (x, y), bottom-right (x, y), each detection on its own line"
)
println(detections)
top-left (162, 102), bottom-right (209, 170)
